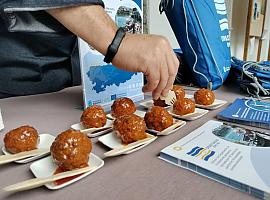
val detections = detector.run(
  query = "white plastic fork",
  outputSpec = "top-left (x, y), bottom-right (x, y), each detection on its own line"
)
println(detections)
top-left (160, 90), bottom-right (177, 106)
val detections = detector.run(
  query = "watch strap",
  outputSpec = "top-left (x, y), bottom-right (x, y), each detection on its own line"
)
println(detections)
top-left (104, 27), bottom-right (126, 63)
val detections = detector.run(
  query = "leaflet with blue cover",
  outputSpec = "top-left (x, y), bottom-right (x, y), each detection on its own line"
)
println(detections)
top-left (217, 98), bottom-right (270, 129)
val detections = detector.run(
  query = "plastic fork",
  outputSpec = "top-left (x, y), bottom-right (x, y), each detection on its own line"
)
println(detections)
top-left (160, 90), bottom-right (177, 106)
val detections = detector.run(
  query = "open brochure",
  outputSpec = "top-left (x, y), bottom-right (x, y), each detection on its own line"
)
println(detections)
top-left (160, 120), bottom-right (270, 200)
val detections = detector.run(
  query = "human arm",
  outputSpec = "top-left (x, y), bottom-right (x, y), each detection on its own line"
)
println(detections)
top-left (1, 0), bottom-right (179, 99)
top-left (47, 5), bottom-right (179, 99)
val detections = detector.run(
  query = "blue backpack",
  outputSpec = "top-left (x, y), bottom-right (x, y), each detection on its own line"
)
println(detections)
top-left (160, 0), bottom-right (231, 90)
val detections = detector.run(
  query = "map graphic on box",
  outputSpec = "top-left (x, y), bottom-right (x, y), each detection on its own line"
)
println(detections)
top-left (78, 0), bottom-right (144, 111)
top-left (217, 98), bottom-right (270, 129)
top-left (160, 120), bottom-right (270, 199)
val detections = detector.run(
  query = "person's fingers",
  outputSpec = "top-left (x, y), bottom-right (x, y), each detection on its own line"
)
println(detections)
top-left (152, 61), bottom-right (169, 100)
top-left (142, 78), bottom-right (159, 93)
top-left (162, 76), bottom-right (174, 96)
top-left (173, 51), bottom-right (180, 70)
top-left (161, 53), bottom-right (179, 96)
top-left (142, 69), bottom-right (160, 93)
top-left (161, 55), bottom-right (177, 96)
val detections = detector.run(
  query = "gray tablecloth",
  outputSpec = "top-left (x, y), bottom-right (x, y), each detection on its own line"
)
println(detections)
top-left (0, 86), bottom-right (260, 200)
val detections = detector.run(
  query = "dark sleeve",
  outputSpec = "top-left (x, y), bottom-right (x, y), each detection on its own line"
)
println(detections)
top-left (1, 0), bottom-right (104, 11)
top-left (0, 0), bottom-right (104, 32)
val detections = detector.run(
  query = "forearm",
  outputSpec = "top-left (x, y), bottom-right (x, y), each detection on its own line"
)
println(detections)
top-left (47, 4), bottom-right (179, 100)
top-left (47, 5), bottom-right (117, 55)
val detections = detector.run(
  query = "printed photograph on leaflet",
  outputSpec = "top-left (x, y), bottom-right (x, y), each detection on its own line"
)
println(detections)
top-left (115, 5), bottom-right (142, 33)
top-left (160, 120), bottom-right (270, 194)
top-left (78, 0), bottom-right (144, 110)
top-left (212, 123), bottom-right (270, 147)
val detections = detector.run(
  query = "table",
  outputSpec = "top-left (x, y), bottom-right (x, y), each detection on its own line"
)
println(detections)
top-left (0, 86), bottom-right (260, 200)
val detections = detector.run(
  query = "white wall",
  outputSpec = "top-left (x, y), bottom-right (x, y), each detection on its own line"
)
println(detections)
top-left (231, 0), bottom-right (270, 61)
top-left (230, 0), bottom-right (249, 59)
top-left (146, 0), bottom-right (179, 48)
top-left (260, 0), bottom-right (270, 60)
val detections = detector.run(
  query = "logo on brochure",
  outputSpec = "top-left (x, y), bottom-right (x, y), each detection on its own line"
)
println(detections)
top-left (187, 146), bottom-right (215, 161)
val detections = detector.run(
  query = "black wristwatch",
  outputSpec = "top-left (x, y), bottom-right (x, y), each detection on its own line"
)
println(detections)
top-left (103, 27), bottom-right (126, 63)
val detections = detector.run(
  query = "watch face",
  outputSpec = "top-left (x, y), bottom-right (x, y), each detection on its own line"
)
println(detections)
top-left (115, 1), bottom-right (142, 34)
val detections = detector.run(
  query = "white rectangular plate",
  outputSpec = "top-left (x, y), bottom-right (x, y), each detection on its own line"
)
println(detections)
top-left (71, 119), bottom-right (113, 138)
top-left (106, 110), bottom-right (146, 120)
top-left (185, 94), bottom-right (227, 110)
top-left (169, 108), bottom-right (209, 121)
top-left (98, 132), bottom-right (157, 155)
top-left (147, 119), bottom-right (186, 136)
top-left (0, 108), bottom-right (4, 131)
top-left (139, 100), bottom-right (171, 110)
top-left (2, 134), bottom-right (55, 164)
top-left (30, 153), bottom-right (104, 190)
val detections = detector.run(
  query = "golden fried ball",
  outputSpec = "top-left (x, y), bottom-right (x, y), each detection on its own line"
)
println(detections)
top-left (113, 114), bottom-right (147, 144)
top-left (81, 105), bottom-right (107, 128)
top-left (50, 129), bottom-right (92, 171)
top-left (172, 85), bottom-right (185, 100)
top-left (194, 88), bottom-right (215, 105)
top-left (173, 98), bottom-right (195, 116)
top-left (4, 125), bottom-right (39, 154)
top-left (111, 98), bottom-right (136, 118)
top-left (144, 106), bottom-right (173, 131)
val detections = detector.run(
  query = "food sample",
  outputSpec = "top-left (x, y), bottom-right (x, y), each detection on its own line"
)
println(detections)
top-left (144, 106), bottom-right (173, 131)
top-left (4, 125), bottom-right (39, 154)
top-left (113, 114), bottom-right (147, 144)
top-left (153, 98), bottom-right (168, 107)
top-left (80, 105), bottom-right (107, 128)
top-left (194, 88), bottom-right (215, 105)
top-left (172, 85), bottom-right (185, 100)
top-left (111, 97), bottom-right (136, 118)
top-left (173, 98), bottom-right (195, 116)
top-left (153, 85), bottom-right (185, 107)
top-left (50, 129), bottom-right (92, 171)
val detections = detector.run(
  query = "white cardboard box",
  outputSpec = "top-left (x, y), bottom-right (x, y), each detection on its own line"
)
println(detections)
top-left (78, 0), bottom-right (144, 111)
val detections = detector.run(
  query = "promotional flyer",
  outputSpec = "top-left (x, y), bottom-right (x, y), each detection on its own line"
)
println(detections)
top-left (160, 120), bottom-right (270, 199)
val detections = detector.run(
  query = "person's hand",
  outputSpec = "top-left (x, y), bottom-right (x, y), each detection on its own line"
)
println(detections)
top-left (47, 5), bottom-right (179, 100)
top-left (112, 33), bottom-right (179, 100)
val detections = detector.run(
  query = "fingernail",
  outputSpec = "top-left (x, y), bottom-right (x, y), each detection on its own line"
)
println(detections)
top-left (162, 90), bottom-right (169, 97)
